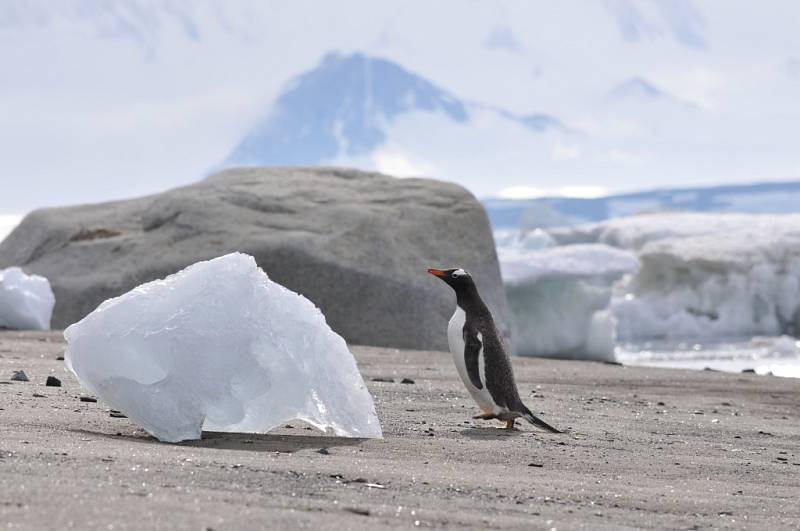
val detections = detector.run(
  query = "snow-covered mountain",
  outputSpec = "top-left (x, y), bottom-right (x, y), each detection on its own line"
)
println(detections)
top-left (485, 180), bottom-right (800, 229)
top-left (221, 52), bottom-right (562, 171)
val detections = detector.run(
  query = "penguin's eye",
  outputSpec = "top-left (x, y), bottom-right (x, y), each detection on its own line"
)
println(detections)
top-left (451, 273), bottom-right (458, 278)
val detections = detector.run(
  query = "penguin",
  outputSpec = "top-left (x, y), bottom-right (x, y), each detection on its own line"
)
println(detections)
top-left (427, 267), bottom-right (560, 432)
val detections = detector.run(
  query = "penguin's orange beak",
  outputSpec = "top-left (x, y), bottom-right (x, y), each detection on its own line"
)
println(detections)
top-left (427, 268), bottom-right (447, 278)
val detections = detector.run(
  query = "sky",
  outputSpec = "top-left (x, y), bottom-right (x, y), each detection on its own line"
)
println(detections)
top-left (1, 0), bottom-right (800, 237)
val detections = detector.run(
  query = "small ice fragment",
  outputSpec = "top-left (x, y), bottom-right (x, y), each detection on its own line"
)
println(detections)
top-left (0, 267), bottom-right (55, 330)
top-left (64, 253), bottom-right (382, 442)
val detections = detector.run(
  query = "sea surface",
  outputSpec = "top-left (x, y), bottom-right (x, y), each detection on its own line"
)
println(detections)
top-left (616, 336), bottom-right (800, 378)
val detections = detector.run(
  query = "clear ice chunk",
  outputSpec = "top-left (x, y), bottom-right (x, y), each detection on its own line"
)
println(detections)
top-left (0, 267), bottom-right (55, 330)
top-left (64, 253), bottom-right (382, 442)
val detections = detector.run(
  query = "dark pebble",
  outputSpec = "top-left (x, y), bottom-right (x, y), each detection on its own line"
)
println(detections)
top-left (109, 410), bottom-right (127, 418)
top-left (317, 448), bottom-right (330, 455)
top-left (79, 396), bottom-right (97, 403)
top-left (10, 370), bottom-right (28, 382)
top-left (741, 369), bottom-right (756, 373)
top-left (371, 377), bottom-right (394, 383)
top-left (55, 356), bottom-right (64, 361)
top-left (528, 463), bottom-right (544, 467)
top-left (400, 378), bottom-right (415, 384)
top-left (45, 376), bottom-right (61, 387)
top-left (32, 393), bottom-right (45, 398)
top-left (343, 507), bottom-right (370, 516)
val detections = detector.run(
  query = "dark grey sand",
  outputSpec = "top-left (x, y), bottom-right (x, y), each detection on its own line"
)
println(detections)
top-left (1, 331), bottom-right (798, 530)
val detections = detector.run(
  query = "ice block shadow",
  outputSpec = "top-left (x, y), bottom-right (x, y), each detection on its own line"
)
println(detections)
top-left (68, 428), bottom-right (367, 453)
top-left (182, 431), bottom-right (367, 453)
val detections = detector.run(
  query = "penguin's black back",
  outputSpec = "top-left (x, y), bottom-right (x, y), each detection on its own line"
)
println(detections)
top-left (457, 281), bottom-right (524, 412)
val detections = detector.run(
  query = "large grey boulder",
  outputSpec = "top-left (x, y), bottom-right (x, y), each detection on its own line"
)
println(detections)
top-left (0, 167), bottom-right (509, 350)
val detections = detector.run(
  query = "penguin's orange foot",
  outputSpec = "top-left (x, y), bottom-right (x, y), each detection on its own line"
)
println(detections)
top-left (505, 419), bottom-right (515, 430)
top-left (473, 412), bottom-right (497, 420)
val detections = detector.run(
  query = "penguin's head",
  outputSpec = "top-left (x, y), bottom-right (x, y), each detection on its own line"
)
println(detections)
top-left (427, 267), bottom-right (472, 291)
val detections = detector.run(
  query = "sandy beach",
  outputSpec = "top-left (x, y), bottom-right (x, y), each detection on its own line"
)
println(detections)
top-left (1, 330), bottom-right (798, 530)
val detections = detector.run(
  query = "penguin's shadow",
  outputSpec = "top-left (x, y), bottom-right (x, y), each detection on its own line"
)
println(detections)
top-left (68, 428), bottom-right (366, 453)
top-left (459, 427), bottom-right (526, 439)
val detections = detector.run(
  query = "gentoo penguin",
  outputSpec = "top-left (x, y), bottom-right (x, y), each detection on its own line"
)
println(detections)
top-left (428, 267), bottom-right (560, 432)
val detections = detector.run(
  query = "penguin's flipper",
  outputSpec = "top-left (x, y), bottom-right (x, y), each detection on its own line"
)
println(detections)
top-left (462, 325), bottom-right (484, 390)
top-left (520, 405), bottom-right (561, 433)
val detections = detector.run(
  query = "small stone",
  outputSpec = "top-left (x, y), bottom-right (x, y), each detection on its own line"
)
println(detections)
top-left (528, 463), bottom-right (544, 467)
top-left (79, 396), bottom-right (98, 403)
top-left (45, 376), bottom-right (61, 387)
top-left (32, 393), bottom-right (46, 398)
top-left (10, 370), bottom-right (29, 382)
top-left (371, 377), bottom-right (394, 383)
top-left (55, 356), bottom-right (64, 361)
top-left (317, 448), bottom-right (330, 455)
top-left (109, 410), bottom-right (127, 418)
top-left (400, 378), bottom-right (415, 384)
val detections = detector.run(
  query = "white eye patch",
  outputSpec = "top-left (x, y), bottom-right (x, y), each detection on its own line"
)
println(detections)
top-left (451, 268), bottom-right (467, 278)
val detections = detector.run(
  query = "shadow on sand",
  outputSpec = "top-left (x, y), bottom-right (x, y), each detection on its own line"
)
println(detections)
top-left (68, 428), bottom-right (367, 453)
top-left (459, 427), bottom-right (525, 439)
top-left (183, 431), bottom-right (367, 453)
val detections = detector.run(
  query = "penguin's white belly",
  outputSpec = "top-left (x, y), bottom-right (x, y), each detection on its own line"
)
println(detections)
top-left (447, 307), bottom-right (501, 415)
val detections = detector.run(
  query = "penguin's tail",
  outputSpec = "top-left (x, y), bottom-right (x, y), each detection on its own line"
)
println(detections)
top-left (519, 405), bottom-right (561, 433)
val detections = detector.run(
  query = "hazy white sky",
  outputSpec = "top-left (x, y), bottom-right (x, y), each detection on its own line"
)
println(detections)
top-left (1, 0), bottom-right (799, 220)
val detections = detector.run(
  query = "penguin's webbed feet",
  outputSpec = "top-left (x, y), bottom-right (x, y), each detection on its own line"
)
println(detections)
top-left (472, 412), bottom-right (497, 420)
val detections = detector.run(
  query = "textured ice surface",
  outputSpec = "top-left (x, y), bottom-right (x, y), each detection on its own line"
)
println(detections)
top-left (498, 244), bottom-right (638, 360)
top-left (551, 213), bottom-right (800, 341)
top-left (0, 267), bottom-right (55, 330)
top-left (64, 253), bottom-right (382, 442)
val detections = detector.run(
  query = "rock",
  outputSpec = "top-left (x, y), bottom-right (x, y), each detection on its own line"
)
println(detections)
top-left (400, 378), bottom-right (415, 384)
top-left (10, 370), bottom-right (28, 382)
top-left (79, 396), bottom-right (97, 403)
top-left (45, 376), bottom-right (61, 387)
top-left (0, 167), bottom-right (509, 351)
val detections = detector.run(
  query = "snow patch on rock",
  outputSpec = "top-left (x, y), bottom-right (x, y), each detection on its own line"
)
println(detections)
top-left (0, 267), bottom-right (55, 330)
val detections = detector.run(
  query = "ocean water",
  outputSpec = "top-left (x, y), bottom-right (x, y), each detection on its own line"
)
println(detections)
top-left (616, 336), bottom-right (800, 378)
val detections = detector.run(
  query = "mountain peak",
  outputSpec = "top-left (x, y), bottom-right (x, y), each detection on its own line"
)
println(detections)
top-left (223, 52), bottom-right (468, 168)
